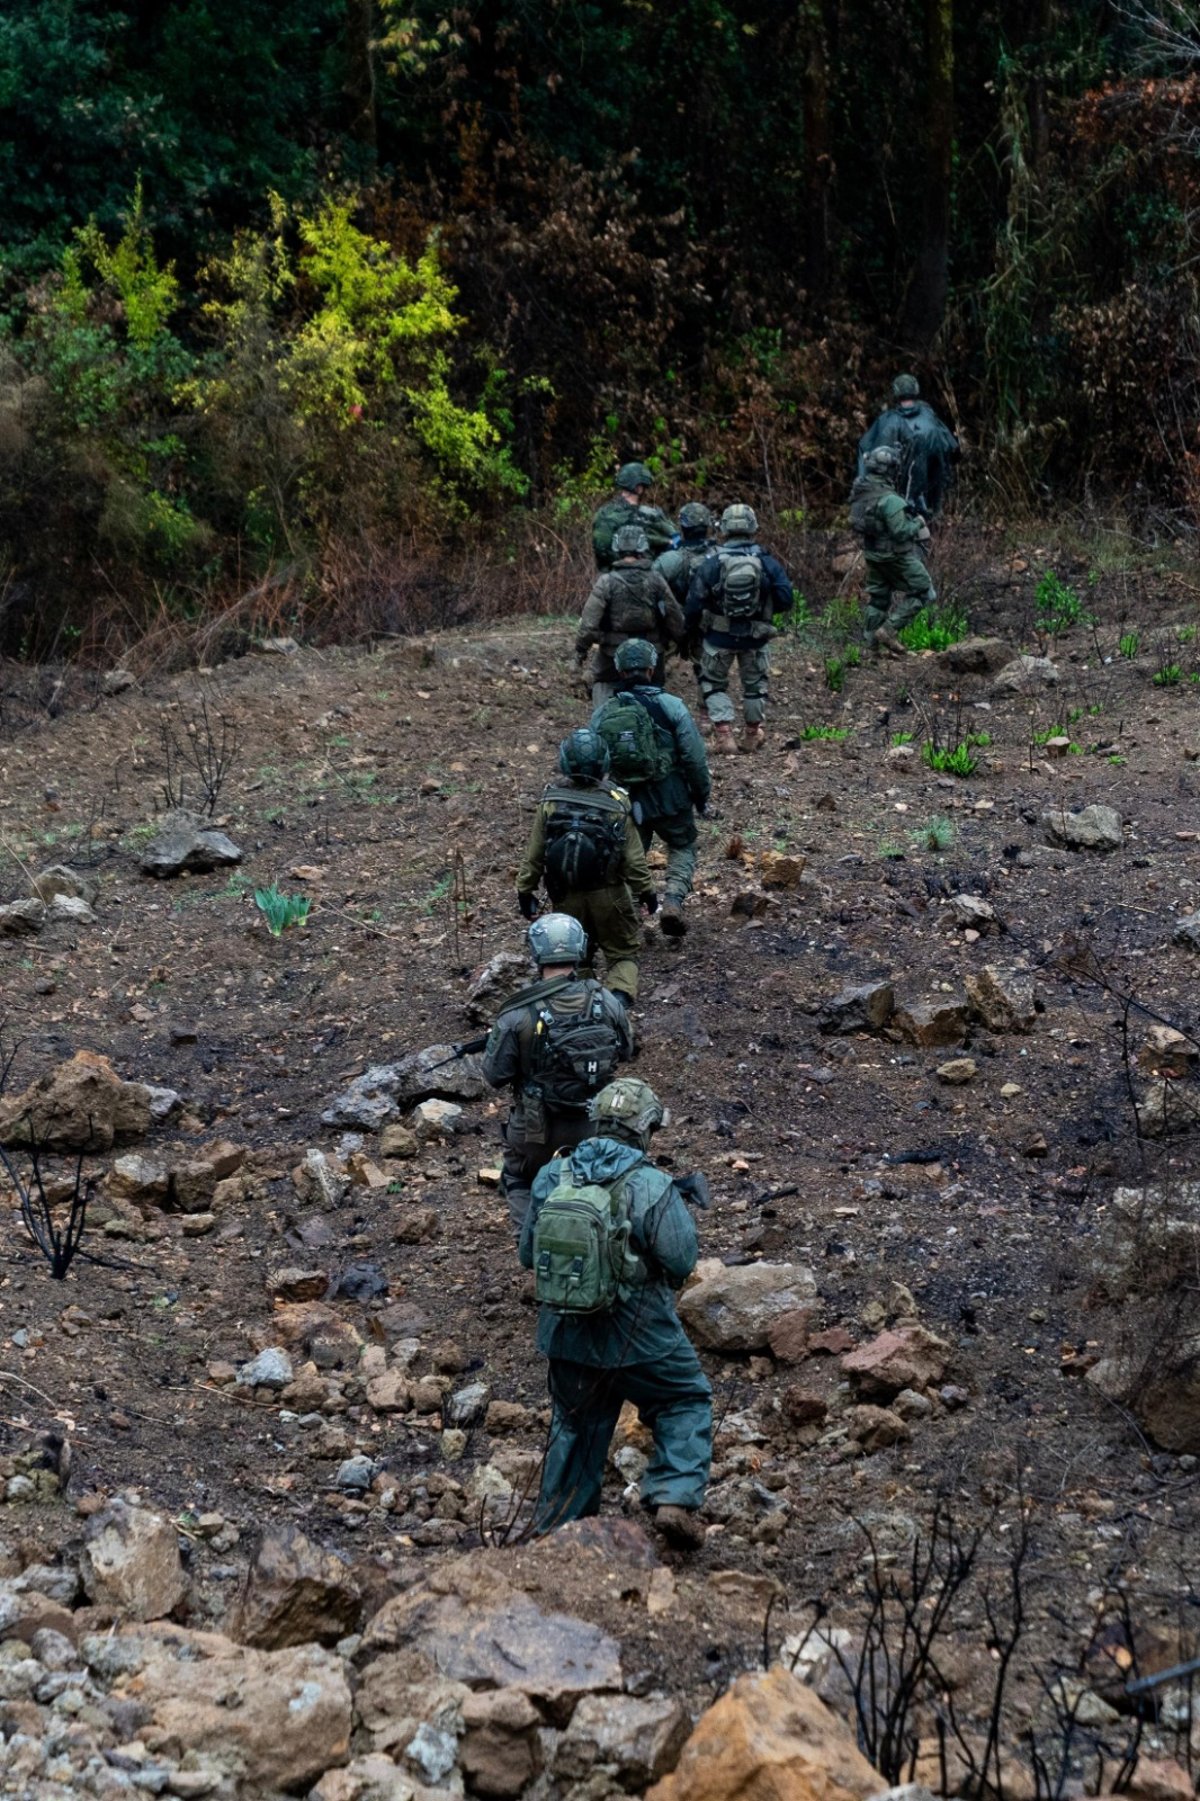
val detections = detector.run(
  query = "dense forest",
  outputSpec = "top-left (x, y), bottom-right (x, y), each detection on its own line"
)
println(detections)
top-left (1, 0), bottom-right (1198, 654)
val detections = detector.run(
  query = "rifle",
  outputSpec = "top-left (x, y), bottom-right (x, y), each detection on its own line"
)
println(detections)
top-left (422, 1034), bottom-right (489, 1075)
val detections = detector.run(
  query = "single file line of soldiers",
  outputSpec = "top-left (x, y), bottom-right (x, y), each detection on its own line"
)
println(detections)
top-left (478, 374), bottom-right (958, 1549)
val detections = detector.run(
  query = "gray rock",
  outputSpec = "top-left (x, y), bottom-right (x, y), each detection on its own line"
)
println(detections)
top-left (140, 811), bottom-right (243, 878)
top-left (334, 1456), bottom-right (377, 1493)
top-left (392, 1044), bottom-right (490, 1105)
top-left (254, 636), bottom-right (300, 655)
top-left (893, 996), bottom-right (969, 1048)
top-left (46, 894), bottom-right (96, 924)
top-left (237, 1348), bottom-right (294, 1391)
top-left (465, 951), bottom-right (532, 1025)
top-left (818, 981), bottom-right (895, 1035)
top-left (678, 1260), bottom-right (819, 1352)
top-left (445, 1381), bottom-right (490, 1427)
top-left (293, 1149), bottom-right (351, 1205)
top-left (405, 1721), bottom-right (458, 1784)
top-left (1173, 912), bottom-right (1200, 951)
top-left (554, 1692), bottom-right (689, 1785)
top-left (412, 1099), bottom-right (465, 1138)
top-left (1041, 804), bottom-right (1123, 852)
top-left (33, 865), bottom-right (100, 907)
top-left (144, 1085), bottom-right (182, 1123)
top-left (0, 898), bottom-right (46, 937)
top-left (993, 654), bottom-right (1060, 692)
top-left (1136, 1080), bottom-right (1200, 1139)
top-left (321, 1068), bottom-right (402, 1132)
top-left (945, 894), bottom-right (999, 933)
top-left (103, 669), bottom-right (137, 695)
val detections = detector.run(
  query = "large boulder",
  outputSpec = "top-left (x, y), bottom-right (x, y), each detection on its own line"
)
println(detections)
top-left (841, 1326), bottom-right (951, 1398)
top-left (0, 898), bottom-right (45, 937)
top-left (679, 1260), bottom-right (819, 1353)
top-left (230, 1525), bottom-right (363, 1649)
top-left (938, 636), bottom-right (1011, 675)
top-left (1041, 804), bottom-right (1123, 853)
top-left (993, 654), bottom-right (1060, 692)
top-left (79, 1499), bottom-right (188, 1621)
top-left (646, 1666), bottom-right (883, 1801)
top-left (0, 1051), bottom-right (153, 1151)
top-left (819, 982), bottom-right (895, 1035)
top-left (32, 864), bottom-right (99, 907)
top-left (892, 996), bottom-right (969, 1048)
top-left (140, 810), bottom-right (242, 877)
top-left (465, 951), bottom-right (532, 1025)
top-left (321, 1045), bottom-right (487, 1131)
top-left (359, 1563), bottom-right (622, 1724)
top-left (555, 1692), bottom-right (689, 1787)
top-left (84, 1623), bottom-right (351, 1792)
top-left (1088, 1348), bottom-right (1200, 1456)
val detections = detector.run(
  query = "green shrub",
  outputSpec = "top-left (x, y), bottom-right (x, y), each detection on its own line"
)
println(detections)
top-left (1118, 631), bottom-right (1140, 659)
top-left (1154, 664), bottom-right (1182, 687)
top-left (254, 886), bottom-right (312, 936)
top-left (922, 742), bottom-right (979, 777)
top-left (1035, 570), bottom-right (1091, 635)
top-left (898, 601), bottom-right (969, 652)
top-left (799, 724), bottom-right (849, 741)
top-left (911, 815), bottom-right (956, 851)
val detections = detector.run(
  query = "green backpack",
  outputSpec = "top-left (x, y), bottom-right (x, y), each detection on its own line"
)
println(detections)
top-left (532, 1160), bottom-right (646, 1314)
top-left (595, 693), bottom-right (674, 785)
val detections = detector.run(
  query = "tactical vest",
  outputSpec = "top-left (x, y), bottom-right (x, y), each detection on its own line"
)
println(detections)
top-left (514, 979), bottom-right (625, 1116)
top-left (594, 566), bottom-right (668, 653)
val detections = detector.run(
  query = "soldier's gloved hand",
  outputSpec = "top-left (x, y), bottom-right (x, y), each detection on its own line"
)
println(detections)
top-left (640, 891), bottom-right (659, 916)
top-left (517, 891), bottom-right (539, 921)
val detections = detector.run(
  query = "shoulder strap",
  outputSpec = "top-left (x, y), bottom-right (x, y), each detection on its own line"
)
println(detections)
top-left (617, 688), bottom-right (675, 738)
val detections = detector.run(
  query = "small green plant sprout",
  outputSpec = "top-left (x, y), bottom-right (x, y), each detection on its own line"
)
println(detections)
top-left (890, 730), bottom-right (915, 747)
top-left (1035, 570), bottom-right (1091, 635)
top-left (922, 742), bottom-right (979, 777)
top-left (825, 656), bottom-right (847, 693)
top-left (1154, 663), bottom-right (1183, 687)
top-left (800, 723), bottom-right (849, 742)
top-left (1178, 624), bottom-right (1197, 644)
top-left (254, 885), bottom-right (312, 936)
top-left (899, 601), bottom-right (969, 653)
top-left (1118, 631), bottom-right (1140, 659)
top-left (964, 729), bottom-right (991, 748)
top-left (911, 815), bottom-right (956, 851)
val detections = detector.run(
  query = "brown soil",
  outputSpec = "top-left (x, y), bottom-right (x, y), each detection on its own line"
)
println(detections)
top-left (1, 549), bottom-right (1199, 1738)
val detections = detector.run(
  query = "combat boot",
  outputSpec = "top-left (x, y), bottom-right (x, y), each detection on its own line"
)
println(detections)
top-left (659, 898), bottom-right (687, 938)
top-left (655, 1505), bottom-right (706, 1550)
top-left (874, 624), bottom-right (907, 658)
top-left (712, 723), bottom-right (736, 755)
top-left (741, 723), bottom-right (765, 753)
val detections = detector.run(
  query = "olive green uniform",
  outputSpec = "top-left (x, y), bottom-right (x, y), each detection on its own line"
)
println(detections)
top-left (592, 498), bottom-right (677, 571)
top-left (848, 472), bottom-right (935, 641)
top-left (517, 779), bottom-right (654, 1000)
top-left (576, 565), bottom-right (686, 703)
top-left (483, 977), bottom-right (633, 1230)
top-left (520, 1134), bottom-right (711, 1529)
top-left (655, 538), bottom-right (716, 692)
top-left (591, 687), bottom-right (710, 904)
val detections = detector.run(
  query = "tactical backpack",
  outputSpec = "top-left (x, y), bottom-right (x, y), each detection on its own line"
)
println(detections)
top-left (532, 1159), bottom-right (646, 1313)
top-left (543, 793), bottom-right (626, 894)
top-left (528, 985), bottom-right (625, 1110)
top-left (849, 478), bottom-right (889, 554)
top-left (595, 693), bottom-right (675, 785)
top-left (715, 547), bottom-right (763, 620)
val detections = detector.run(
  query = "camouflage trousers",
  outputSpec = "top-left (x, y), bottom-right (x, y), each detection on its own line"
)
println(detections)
top-left (637, 811), bottom-right (697, 904)
top-left (699, 643), bottom-right (771, 726)
top-left (863, 549), bottom-right (935, 639)
top-left (552, 882), bottom-right (642, 1001)
top-left (500, 1104), bottom-right (594, 1233)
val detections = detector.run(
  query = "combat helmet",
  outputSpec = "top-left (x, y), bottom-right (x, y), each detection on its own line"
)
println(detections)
top-left (614, 637), bottom-right (657, 676)
top-left (864, 444), bottom-right (902, 476)
top-left (892, 373), bottom-right (920, 400)
top-left (679, 501), bottom-right (714, 535)
top-left (559, 728), bottom-right (611, 781)
top-left (528, 912), bottom-right (587, 968)
top-left (590, 1076), bottom-right (665, 1148)
top-left (616, 462), bottom-right (654, 491)
top-left (612, 524), bottom-right (650, 557)
top-left (720, 503), bottom-right (758, 538)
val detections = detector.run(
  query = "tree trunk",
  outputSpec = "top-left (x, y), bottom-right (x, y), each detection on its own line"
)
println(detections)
top-left (802, 1), bottom-right (834, 308)
top-left (901, 0), bottom-right (954, 348)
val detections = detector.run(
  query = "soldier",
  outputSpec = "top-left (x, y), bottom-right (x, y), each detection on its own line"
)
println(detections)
top-left (856, 373), bottom-right (959, 519)
top-left (516, 728), bottom-right (658, 1002)
top-left (684, 503), bottom-right (793, 754)
top-left (484, 914), bottom-right (633, 1233)
top-left (848, 443), bottom-right (936, 657)
top-left (575, 526), bottom-right (686, 705)
top-left (520, 1077), bottom-right (712, 1548)
top-left (592, 462), bottom-right (678, 571)
top-left (592, 638), bottom-right (710, 940)
top-left (654, 501), bottom-right (717, 704)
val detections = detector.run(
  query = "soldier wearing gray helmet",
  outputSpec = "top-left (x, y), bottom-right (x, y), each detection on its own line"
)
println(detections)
top-left (655, 501), bottom-right (717, 702)
top-left (684, 502), bottom-right (794, 753)
top-left (848, 443), bottom-right (936, 656)
top-left (483, 912), bottom-right (633, 1232)
top-left (592, 461), bottom-right (678, 571)
top-left (576, 525), bottom-right (685, 705)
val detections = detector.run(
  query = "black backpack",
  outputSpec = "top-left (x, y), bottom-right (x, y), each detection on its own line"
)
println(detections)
top-left (543, 792), bottom-right (626, 896)
top-left (530, 985), bottom-right (624, 1109)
